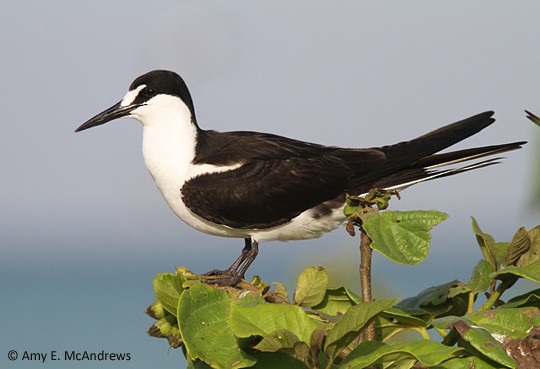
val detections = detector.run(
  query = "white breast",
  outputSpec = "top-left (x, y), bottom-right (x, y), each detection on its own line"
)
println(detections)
top-left (134, 94), bottom-right (345, 243)
top-left (139, 103), bottom-right (246, 238)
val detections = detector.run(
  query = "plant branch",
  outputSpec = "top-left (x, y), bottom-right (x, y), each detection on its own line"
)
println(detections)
top-left (467, 291), bottom-right (475, 314)
top-left (411, 327), bottom-right (431, 340)
top-left (478, 277), bottom-right (517, 311)
top-left (434, 327), bottom-right (448, 339)
top-left (360, 228), bottom-right (376, 342)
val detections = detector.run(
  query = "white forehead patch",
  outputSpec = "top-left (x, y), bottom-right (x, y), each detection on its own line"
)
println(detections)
top-left (120, 84), bottom-right (146, 107)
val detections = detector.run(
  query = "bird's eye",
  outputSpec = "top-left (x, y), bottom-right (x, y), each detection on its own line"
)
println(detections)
top-left (143, 87), bottom-right (157, 98)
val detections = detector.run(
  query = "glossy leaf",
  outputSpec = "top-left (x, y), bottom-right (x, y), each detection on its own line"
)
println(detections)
top-left (440, 319), bottom-right (516, 368)
top-left (504, 288), bottom-right (540, 309)
top-left (255, 329), bottom-right (311, 365)
top-left (146, 300), bottom-right (167, 320)
top-left (177, 283), bottom-right (255, 369)
top-left (517, 225), bottom-right (540, 267)
top-left (492, 260), bottom-right (540, 284)
top-left (153, 272), bottom-right (185, 315)
top-left (397, 280), bottom-right (469, 318)
top-left (311, 286), bottom-right (361, 316)
top-left (293, 266), bottom-right (329, 307)
top-left (382, 307), bottom-right (431, 328)
top-left (147, 315), bottom-right (183, 348)
top-left (467, 259), bottom-right (494, 293)
top-left (324, 299), bottom-right (397, 359)
top-left (248, 352), bottom-right (307, 369)
top-left (338, 340), bottom-right (462, 369)
top-left (433, 356), bottom-right (499, 369)
top-left (254, 329), bottom-right (301, 352)
top-left (471, 217), bottom-right (498, 270)
top-left (490, 241), bottom-right (511, 269)
top-left (272, 282), bottom-right (289, 300)
top-left (468, 307), bottom-right (540, 340)
top-left (360, 210), bottom-right (448, 264)
top-left (506, 227), bottom-right (531, 266)
top-left (231, 301), bottom-right (322, 345)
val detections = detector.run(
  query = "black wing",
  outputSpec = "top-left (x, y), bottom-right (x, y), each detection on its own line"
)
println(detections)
top-left (182, 155), bottom-right (355, 229)
top-left (184, 130), bottom-right (390, 229)
top-left (182, 111), bottom-right (525, 229)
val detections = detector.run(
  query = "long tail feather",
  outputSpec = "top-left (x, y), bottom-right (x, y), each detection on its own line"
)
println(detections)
top-left (414, 141), bottom-right (525, 169)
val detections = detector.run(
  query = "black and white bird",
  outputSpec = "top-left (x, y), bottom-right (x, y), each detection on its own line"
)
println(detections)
top-left (76, 70), bottom-right (525, 284)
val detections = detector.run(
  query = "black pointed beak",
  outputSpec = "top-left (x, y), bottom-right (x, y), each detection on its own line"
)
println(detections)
top-left (75, 101), bottom-right (141, 132)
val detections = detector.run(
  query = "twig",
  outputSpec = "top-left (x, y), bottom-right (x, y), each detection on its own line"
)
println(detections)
top-left (360, 228), bottom-right (376, 342)
top-left (478, 277), bottom-right (517, 311)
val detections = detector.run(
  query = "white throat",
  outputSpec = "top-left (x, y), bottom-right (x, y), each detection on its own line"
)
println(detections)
top-left (136, 95), bottom-right (198, 191)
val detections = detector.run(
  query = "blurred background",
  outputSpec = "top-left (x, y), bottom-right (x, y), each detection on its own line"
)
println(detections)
top-left (1, 1), bottom-right (539, 368)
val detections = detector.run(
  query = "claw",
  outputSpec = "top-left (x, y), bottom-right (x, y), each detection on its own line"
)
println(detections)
top-left (200, 238), bottom-right (259, 286)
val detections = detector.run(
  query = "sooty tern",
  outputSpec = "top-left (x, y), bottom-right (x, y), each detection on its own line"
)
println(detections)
top-left (76, 70), bottom-right (525, 285)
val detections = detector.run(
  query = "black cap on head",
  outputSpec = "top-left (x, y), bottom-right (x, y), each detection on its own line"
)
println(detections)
top-left (128, 70), bottom-right (196, 117)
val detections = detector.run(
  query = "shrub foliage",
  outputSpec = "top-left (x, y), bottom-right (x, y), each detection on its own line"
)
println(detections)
top-left (147, 211), bottom-right (540, 369)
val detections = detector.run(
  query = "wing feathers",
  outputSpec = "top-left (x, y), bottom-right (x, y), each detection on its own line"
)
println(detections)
top-left (182, 112), bottom-right (525, 229)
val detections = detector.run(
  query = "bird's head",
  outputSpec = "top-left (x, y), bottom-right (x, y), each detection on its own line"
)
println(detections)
top-left (75, 70), bottom-right (197, 132)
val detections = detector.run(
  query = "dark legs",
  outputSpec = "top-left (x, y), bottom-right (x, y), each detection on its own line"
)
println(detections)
top-left (203, 238), bottom-right (259, 285)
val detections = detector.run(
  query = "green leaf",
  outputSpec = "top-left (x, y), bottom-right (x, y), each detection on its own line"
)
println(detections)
top-left (472, 217), bottom-right (498, 271)
top-left (231, 301), bottom-right (322, 345)
top-left (153, 272), bottom-right (185, 316)
top-left (492, 260), bottom-right (540, 284)
top-left (506, 227), bottom-right (531, 266)
top-left (504, 288), bottom-right (540, 309)
top-left (177, 283), bottom-right (255, 369)
top-left (254, 329), bottom-right (302, 352)
top-left (433, 356), bottom-right (499, 369)
top-left (378, 308), bottom-right (432, 341)
top-left (517, 225), bottom-right (540, 267)
top-left (147, 315), bottom-right (183, 348)
top-left (467, 259), bottom-right (494, 293)
top-left (311, 287), bottom-right (361, 316)
top-left (360, 210), bottom-right (448, 264)
top-left (254, 329), bottom-right (311, 365)
top-left (382, 307), bottom-right (431, 328)
top-left (247, 352), bottom-right (306, 369)
top-left (187, 358), bottom-right (214, 369)
top-left (324, 299), bottom-right (397, 359)
top-left (293, 266), bottom-right (329, 307)
top-left (249, 275), bottom-right (269, 291)
top-left (391, 357), bottom-right (417, 369)
top-left (146, 300), bottom-right (168, 320)
top-left (431, 315), bottom-right (462, 330)
top-left (491, 241), bottom-right (511, 269)
top-left (447, 281), bottom-right (471, 298)
top-left (397, 281), bottom-right (469, 318)
top-left (530, 225), bottom-right (540, 248)
top-left (338, 340), bottom-right (462, 369)
top-left (376, 316), bottom-right (404, 342)
top-left (447, 319), bottom-right (516, 368)
top-left (343, 194), bottom-right (361, 218)
top-left (272, 282), bottom-right (289, 300)
top-left (468, 307), bottom-right (540, 340)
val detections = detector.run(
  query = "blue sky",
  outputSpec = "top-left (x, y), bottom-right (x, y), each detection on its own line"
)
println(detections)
top-left (1, 2), bottom-right (539, 368)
